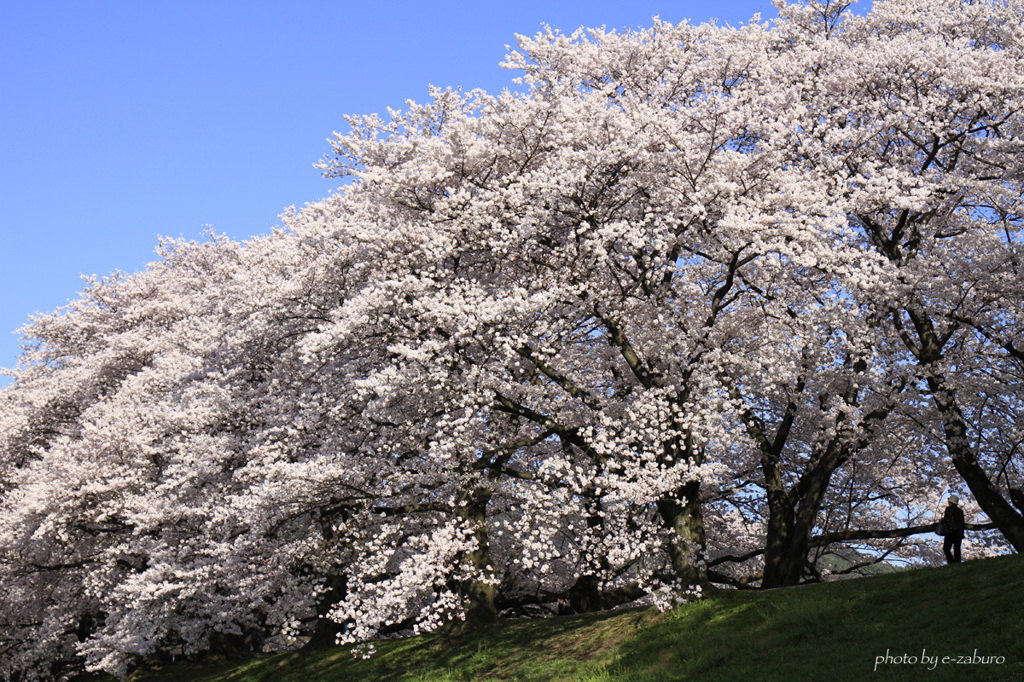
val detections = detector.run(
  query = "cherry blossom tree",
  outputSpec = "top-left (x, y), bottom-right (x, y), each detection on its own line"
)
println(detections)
top-left (772, 0), bottom-right (1024, 550)
top-left (1, 0), bottom-right (1022, 678)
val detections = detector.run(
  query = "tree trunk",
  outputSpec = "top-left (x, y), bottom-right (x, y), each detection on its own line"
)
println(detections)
top-left (447, 493), bottom-right (497, 633)
top-left (303, 574), bottom-right (348, 649)
top-left (567, 574), bottom-right (603, 614)
top-left (657, 480), bottom-right (708, 589)
top-left (762, 440), bottom-right (849, 589)
top-left (761, 497), bottom-right (800, 589)
top-left (567, 500), bottom-right (614, 613)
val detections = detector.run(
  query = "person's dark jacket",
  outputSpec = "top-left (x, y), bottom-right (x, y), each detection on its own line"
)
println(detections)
top-left (942, 504), bottom-right (966, 539)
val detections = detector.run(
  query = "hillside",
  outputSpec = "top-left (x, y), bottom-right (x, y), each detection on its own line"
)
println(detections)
top-left (123, 554), bottom-right (1023, 682)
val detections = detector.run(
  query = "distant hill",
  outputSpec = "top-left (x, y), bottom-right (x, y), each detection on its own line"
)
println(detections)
top-left (122, 554), bottom-right (1023, 681)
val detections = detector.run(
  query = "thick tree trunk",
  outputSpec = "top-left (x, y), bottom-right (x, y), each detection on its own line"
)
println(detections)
top-left (567, 574), bottom-right (603, 614)
top-left (762, 440), bottom-right (849, 589)
top-left (303, 574), bottom-right (348, 649)
top-left (567, 501), bottom-right (614, 613)
top-left (761, 500), bottom-right (800, 589)
top-left (657, 480), bottom-right (708, 589)
top-left (758, 431), bottom-right (807, 589)
top-left (447, 494), bottom-right (497, 633)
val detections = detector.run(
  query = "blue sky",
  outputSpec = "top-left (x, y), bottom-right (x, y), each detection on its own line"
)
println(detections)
top-left (1, 0), bottom-right (782, 384)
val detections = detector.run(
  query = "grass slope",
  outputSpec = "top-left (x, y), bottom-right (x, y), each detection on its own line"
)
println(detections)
top-left (128, 554), bottom-right (1023, 682)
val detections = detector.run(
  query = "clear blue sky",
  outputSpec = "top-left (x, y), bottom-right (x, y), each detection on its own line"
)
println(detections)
top-left (1, 0), bottom-right (782, 384)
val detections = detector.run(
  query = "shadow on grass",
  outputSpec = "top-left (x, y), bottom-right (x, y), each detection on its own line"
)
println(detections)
top-left (129, 555), bottom-right (1023, 682)
top-left (605, 555), bottom-right (1024, 682)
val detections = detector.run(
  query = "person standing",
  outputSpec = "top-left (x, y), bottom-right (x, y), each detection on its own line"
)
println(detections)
top-left (941, 495), bottom-right (966, 564)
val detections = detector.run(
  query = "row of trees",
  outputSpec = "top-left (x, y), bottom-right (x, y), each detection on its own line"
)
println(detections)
top-left (2, 0), bottom-right (1022, 678)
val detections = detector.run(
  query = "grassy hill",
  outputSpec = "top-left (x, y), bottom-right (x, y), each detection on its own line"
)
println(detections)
top-left (126, 554), bottom-right (1023, 682)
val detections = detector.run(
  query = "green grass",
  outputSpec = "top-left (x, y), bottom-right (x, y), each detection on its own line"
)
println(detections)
top-left (124, 554), bottom-right (1024, 682)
